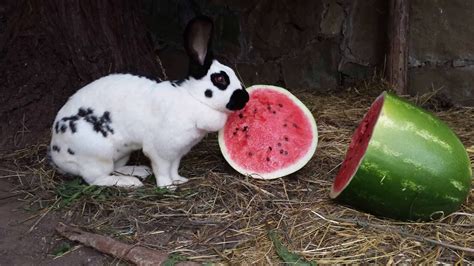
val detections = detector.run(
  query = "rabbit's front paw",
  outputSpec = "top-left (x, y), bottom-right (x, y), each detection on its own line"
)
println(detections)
top-left (156, 175), bottom-right (176, 189)
top-left (90, 175), bottom-right (144, 188)
top-left (171, 175), bottom-right (189, 185)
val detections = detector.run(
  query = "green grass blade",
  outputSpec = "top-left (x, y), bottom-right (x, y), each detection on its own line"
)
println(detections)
top-left (268, 230), bottom-right (316, 266)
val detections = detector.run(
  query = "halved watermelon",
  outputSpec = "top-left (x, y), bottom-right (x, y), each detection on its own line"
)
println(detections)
top-left (218, 85), bottom-right (318, 179)
top-left (330, 92), bottom-right (472, 221)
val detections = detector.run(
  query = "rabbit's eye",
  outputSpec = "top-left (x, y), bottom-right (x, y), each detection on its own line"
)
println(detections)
top-left (211, 71), bottom-right (229, 90)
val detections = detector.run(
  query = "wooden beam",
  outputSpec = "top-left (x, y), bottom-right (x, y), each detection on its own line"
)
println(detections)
top-left (387, 0), bottom-right (410, 94)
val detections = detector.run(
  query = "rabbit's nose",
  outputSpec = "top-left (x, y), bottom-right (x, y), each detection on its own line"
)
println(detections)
top-left (226, 89), bottom-right (249, 111)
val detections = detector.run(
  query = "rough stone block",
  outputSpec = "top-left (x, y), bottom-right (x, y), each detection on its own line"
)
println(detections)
top-left (236, 62), bottom-right (282, 87)
top-left (342, 0), bottom-right (388, 65)
top-left (320, 0), bottom-right (345, 36)
top-left (409, 67), bottom-right (474, 106)
top-left (410, 0), bottom-right (474, 61)
top-left (281, 40), bottom-right (340, 91)
top-left (246, 0), bottom-right (324, 60)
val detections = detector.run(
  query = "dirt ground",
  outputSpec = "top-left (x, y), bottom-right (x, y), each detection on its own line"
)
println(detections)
top-left (0, 179), bottom-right (112, 265)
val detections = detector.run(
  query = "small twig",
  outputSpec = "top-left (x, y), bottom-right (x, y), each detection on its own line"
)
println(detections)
top-left (155, 54), bottom-right (168, 81)
top-left (56, 223), bottom-right (198, 266)
top-left (28, 202), bottom-right (57, 233)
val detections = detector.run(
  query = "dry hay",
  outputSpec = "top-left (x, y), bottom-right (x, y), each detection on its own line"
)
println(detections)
top-left (1, 82), bottom-right (473, 264)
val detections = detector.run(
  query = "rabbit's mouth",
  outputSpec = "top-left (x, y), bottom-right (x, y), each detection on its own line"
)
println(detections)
top-left (226, 89), bottom-right (249, 111)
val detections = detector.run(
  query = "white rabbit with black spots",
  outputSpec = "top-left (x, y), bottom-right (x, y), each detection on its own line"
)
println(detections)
top-left (49, 16), bottom-right (249, 188)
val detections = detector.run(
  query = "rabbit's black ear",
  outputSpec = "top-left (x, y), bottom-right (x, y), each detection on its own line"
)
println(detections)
top-left (184, 15), bottom-right (214, 79)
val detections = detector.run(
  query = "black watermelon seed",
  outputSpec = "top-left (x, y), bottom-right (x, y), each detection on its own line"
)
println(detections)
top-left (268, 146), bottom-right (272, 151)
top-left (272, 111), bottom-right (276, 114)
top-left (248, 152), bottom-right (253, 157)
top-left (280, 149), bottom-right (284, 154)
top-left (266, 157), bottom-right (270, 162)
top-left (243, 126), bottom-right (248, 131)
top-left (239, 113), bottom-right (244, 119)
top-left (284, 136), bottom-right (289, 141)
top-left (278, 104), bottom-right (283, 107)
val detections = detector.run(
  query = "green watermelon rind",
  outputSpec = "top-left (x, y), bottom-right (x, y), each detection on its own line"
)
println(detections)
top-left (218, 85), bottom-right (318, 180)
top-left (330, 91), bottom-right (472, 221)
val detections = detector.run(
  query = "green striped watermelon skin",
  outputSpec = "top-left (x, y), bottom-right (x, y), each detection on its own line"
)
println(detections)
top-left (331, 92), bottom-right (472, 221)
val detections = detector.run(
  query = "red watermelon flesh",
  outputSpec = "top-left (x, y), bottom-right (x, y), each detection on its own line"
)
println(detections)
top-left (332, 95), bottom-right (384, 194)
top-left (219, 85), bottom-right (318, 179)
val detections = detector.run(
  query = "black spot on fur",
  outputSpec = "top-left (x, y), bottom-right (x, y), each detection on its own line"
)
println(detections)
top-left (226, 89), bottom-right (249, 111)
top-left (68, 121), bottom-right (76, 133)
top-left (67, 148), bottom-right (75, 155)
top-left (84, 111), bottom-right (114, 137)
top-left (78, 108), bottom-right (93, 117)
top-left (205, 89), bottom-right (213, 98)
top-left (55, 107), bottom-right (114, 137)
top-left (211, 71), bottom-right (230, 90)
top-left (61, 115), bottom-right (79, 122)
top-left (52, 145), bottom-right (60, 152)
top-left (60, 115), bottom-right (80, 134)
top-left (54, 122), bottom-right (60, 134)
top-left (102, 111), bottom-right (111, 122)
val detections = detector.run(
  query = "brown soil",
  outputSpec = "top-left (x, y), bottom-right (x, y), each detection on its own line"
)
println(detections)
top-left (0, 179), bottom-right (112, 265)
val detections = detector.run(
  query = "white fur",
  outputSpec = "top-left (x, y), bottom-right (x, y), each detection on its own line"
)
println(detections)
top-left (50, 60), bottom-right (243, 188)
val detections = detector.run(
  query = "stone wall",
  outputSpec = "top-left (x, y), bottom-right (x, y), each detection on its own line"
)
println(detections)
top-left (409, 0), bottom-right (474, 106)
top-left (147, 0), bottom-right (474, 106)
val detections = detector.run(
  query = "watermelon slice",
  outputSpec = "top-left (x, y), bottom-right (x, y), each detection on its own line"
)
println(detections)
top-left (330, 92), bottom-right (472, 221)
top-left (218, 85), bottom-right (318, 179)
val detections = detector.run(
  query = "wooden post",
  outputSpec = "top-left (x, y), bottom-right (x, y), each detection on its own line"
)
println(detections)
top-left (387, 0), bottom-right (409, 95)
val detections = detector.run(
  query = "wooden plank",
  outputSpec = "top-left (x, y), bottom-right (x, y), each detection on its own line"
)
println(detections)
top-left (387, 0), bottom-right (410, 94)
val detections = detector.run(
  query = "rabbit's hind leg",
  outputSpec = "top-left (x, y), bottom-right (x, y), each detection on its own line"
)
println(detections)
top-left (79, 156), bottom-right (143, 187)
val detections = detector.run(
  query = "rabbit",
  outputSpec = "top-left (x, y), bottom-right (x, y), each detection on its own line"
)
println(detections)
top-left (48, 16), bottom-right (249, 188)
